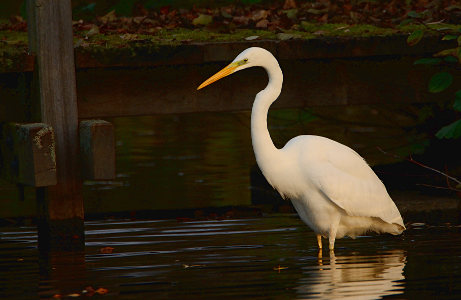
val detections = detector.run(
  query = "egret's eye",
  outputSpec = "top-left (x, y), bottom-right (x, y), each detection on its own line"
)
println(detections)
top-left (244, 58), bottom-right (248, 62)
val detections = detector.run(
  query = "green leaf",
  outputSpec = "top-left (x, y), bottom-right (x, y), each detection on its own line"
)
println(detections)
top-left (454, 90), bottom-right (461, 112)
top-left (434, 48), bottom-right (456, 57)
top-left (442, 35), bottom-right (458, 41)
top-left (407, 11), bottom-right (421, 18)
top-left (407, 30), bottom-right (424, 46)
top-left (192, 14), bottom-right (213, 26)
top-left (283, 9), bottom-right (298, 20)
top-left (445, 56), bottom-right (458, 63)
top-left (399, 19), bottom-right (414, 26)
top-left (428, 72), bottom-right (453, 93)
top-left (436, 119), bottom-right (461, 139)
top-left (414, 58), bottom-right (442, 65)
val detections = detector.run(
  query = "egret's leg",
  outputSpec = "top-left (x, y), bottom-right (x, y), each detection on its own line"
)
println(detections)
top-left (317, 249), bottom-right (323, 267)
top-left (328, 220), bottom-right (339, 251)
top-left (316, 234), bottom-right (322, 249)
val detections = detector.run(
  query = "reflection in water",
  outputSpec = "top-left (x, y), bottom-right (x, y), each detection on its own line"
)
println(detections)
top-left (297, 250), bottom-right (406, 300)
top-left (3, 217), bottom-right (461, 299)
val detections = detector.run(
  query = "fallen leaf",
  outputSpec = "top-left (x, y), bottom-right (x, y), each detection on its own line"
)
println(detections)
top-left (245, 35), bottom-right (260, 40)
top-left (86, 25), bottom-right (100, 38)
top-left (192, 14), bottom-right (213, 26)
top-left (283, 0), bottom-right (297, 10)
top-left (82, 286), bottom-right (95, 296)
top-left (256, 19), bottom-right (269, 28)
top-left (100, 246), bottom-right (114, 254)
top-left (133, 16), bottom-right (146, 25)
top-left (313, 30), bottom-right (326, 35)
top-left (120, 33), bottom-right (139, 40)
top-left (233, 16), bottom-right (249, 25)
top-left (277, 33), bottom-right (295, 40)
top-left (284, 9), bottom-right (298, 20)
top-left (100, 10), bottom-right (117, 24)
top-left (221, 8), bottom-right (233, 19)
top-left (251, 10), bottom-right (268, 21)
top-left (67, 293), bottom-right (80, 298)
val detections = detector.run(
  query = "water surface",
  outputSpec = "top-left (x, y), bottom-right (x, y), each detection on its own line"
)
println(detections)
top-left (1, 215), bottom-right (460, 299)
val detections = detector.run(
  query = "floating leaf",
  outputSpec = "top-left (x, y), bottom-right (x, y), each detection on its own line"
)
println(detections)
top-left (95, 288), bottom-right (109, 295)
top-left (192, 14), bottom-right (213, 26)
top-left (407, 30), bottom-right (424, 46)
top-left (454, 90), bottom-right (461, 112)
top-left (413, 58), bottom-right (442, 65)
top-left (100, 246), bottom-right (114, 254)
top-left (273, 265), bottom-right (288, 272)
top-left (436, 119), bottom-right (461, 139)
top-left (428, 72), bottom-right (453, 93)
top-left (442, 35), bottom-right (458, 41)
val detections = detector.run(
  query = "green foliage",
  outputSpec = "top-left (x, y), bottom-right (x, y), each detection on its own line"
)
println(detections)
top-left (436, 120), bottom-right (461, 139)
top-left (444, 56), bottom-right (458, 63)
top-left (112, 0), bottom-right (135, 16)
top-left (240, 0), bottom-right (263, 4)
top-left (442, 35), bottom-right (458, 41)
top-left (428, 72), bottom-right (453, 93)
top-left (413, 58), bottom-right (442, 65)
top-left (407, 11), bottom-right (421, 19)
top-left (406, 20), bottom-right (461, 139)
top-left (454, 90), bottom-right (461, 112)
top-left (406, 29), bottom-right (424, 46)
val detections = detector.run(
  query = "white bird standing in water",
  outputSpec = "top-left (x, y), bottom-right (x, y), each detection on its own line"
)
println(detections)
top-left (197, 47), bottom-right (405, 251)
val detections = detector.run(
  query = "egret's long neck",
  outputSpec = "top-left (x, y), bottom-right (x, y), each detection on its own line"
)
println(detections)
top-left (251, 59), bottom-right (283, 167)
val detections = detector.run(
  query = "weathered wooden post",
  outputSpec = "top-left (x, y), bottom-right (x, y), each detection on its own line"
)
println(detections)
top-left (27, 0), bottom-right (84, 249)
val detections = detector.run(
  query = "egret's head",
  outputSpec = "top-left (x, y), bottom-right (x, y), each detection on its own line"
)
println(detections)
top-left (197, 47), bottom-right (272, 90)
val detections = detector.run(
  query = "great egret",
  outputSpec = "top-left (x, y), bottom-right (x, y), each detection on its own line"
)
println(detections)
top-left (197, 47), bottom-right (405, 251)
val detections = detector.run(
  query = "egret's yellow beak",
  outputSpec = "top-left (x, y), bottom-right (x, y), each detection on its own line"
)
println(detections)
top-left (197, 61), bottom-right (243, 90)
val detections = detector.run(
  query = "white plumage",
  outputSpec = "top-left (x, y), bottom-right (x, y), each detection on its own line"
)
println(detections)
top-left (198, 47), bottom-right (405, 251)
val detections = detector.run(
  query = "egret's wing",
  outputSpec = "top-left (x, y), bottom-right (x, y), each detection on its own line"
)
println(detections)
top-left (302, 138), bottom-right (404, 226)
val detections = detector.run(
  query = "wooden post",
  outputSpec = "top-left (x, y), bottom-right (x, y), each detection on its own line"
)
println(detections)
top-left (0, 123), bottom-right (56, 187)
top-left (80, 120), bottom-right (116, 180)
top-left (27, 0), bottom-right (84, 249)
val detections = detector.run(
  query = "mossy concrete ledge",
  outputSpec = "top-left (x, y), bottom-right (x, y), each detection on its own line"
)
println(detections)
top-left (0, 28), bottom-right (458, 73)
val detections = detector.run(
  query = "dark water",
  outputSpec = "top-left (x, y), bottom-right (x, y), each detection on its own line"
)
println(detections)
top-left (0, 107), bottom-right (459, 299)
top-left (0, 107), bottom-right (436, 218)
top-left (1, 215), bottom-right (461, 299)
